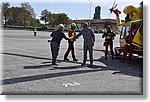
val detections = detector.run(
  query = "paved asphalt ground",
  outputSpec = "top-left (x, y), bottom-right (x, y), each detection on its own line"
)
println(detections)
top-left (1, 29), bottom-right (143, 95)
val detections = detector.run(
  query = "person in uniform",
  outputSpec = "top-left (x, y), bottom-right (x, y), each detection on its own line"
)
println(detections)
top-left (74, 22), bottom-right (95, 67)
top-left (64, 23), bottom-right (78, 61)
top-left (102, 25), bottom-right (116, 60)
top-left (50, 24), bottom-right (70, 65)
top-left (33, 27), bottom-right (37, 36)
top-left (121, 28), bottom-right (137, 64)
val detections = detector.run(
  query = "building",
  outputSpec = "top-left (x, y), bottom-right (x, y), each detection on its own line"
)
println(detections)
top-left (93, 6), bottom-right (101, 19)
top-left (65, 18), bottom-right (122, 32)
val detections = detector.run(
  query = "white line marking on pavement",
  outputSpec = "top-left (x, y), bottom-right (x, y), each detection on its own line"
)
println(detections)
top-left (62, 82), bottom-right (80, 87)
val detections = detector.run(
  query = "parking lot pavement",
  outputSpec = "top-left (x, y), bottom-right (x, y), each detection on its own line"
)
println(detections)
top-left (1, 29), bottom-right (143, 95)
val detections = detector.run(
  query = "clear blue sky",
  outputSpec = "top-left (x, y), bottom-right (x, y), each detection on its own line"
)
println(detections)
top-left (1, 0), bottom-right (142, 20)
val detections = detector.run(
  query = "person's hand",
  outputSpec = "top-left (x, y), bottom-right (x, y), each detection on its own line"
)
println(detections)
top-left (70, 37), bottom-right (76, 41)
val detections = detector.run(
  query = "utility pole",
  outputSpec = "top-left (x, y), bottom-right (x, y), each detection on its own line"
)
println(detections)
top-left (89, 0), bottom-right (92, 26)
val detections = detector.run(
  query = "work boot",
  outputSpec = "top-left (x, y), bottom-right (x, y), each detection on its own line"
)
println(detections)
top-left (73, 58), bottom-right (78, 61)
top-left (81, 63), bottom-right (86, 66)
top-left (52, 63), bottom-right (59, 66)
top-left (64, 57), bottom-right (70, 61)
top-left (88, 64), bottom-right (93, 68)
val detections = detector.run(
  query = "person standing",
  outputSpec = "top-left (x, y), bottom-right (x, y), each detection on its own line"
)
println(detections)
top-left (74, 22), bottom-right (95, 67)
top-left (102, 25), bottom-right (116, 60)
top-left (50, 24), bottom-right (70, 65)
top-left (64, 23), bottom-right (78, 61)
top-left (121, 28), bottom-right (137, 64)
top-left (33, 27), bottom-right (37, 36)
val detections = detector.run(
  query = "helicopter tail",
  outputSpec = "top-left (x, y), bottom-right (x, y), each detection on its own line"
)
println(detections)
top-left (113, 9), bottom-right (121, 28)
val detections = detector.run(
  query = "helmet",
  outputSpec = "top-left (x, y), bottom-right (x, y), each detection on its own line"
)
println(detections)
top-left (106, 25), bottom-right (111, 31)
top-left (106, 25), bottom-right (111, 28)
top-left (71, 23), bottom-right (77, 28)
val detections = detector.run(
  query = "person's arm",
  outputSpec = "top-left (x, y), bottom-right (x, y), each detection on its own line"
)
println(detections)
top-left (63, 32), bottom-right (70, 40)
top-left (113, 32), bottom-right (116, 37)
top-left (74, 31), bottom-right (82, 39)
top-left (91, 29), bottom-right (95, 46)
top-left (102, 32), bottom-right (106, 38)
top-left (91, 29), bottom-right (95, 42)
top-left (50, 32), bottom-right (53, 37)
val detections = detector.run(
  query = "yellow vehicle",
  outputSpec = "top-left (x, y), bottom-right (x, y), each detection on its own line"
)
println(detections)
top-left (111, 1), bottom-right (143, 57)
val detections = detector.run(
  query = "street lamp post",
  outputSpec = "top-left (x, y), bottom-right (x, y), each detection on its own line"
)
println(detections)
top-left (89, 0), bottom-right (92, 26)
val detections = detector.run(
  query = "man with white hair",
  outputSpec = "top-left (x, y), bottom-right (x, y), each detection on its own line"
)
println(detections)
top-left (50, 24), bottom-right (70, 65)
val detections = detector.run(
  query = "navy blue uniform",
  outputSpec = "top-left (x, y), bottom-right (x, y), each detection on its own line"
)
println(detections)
top-left (50, 29), bottom-right (69, 64)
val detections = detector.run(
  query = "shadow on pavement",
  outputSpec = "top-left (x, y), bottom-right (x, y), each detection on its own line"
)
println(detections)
top-left (3, 52), bottom-right (51, 60)
top-left (2, 51), bottom-right (143, 86)
top-left (2, 69), bottom-right (105, 85)
top-left (96, 56), bottom-right (143, 78)
top-left (24, 64), bottom-right (53, 69)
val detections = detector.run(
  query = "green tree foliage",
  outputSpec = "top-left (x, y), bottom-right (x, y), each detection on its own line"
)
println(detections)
top-left (1, 2), bottom-right (70, 28)
top-left (57, 13), bottom-right (69, 24)
top-left (2, 2), bottom-right (11, 27)
top-left (1, 2), bottom-right (37, 28)
top-left (40, 9), bottom-right (70, 27)
top-left (40, 9), bottom-right (50, 26)
top-left (20, 2), bottom-right (36, 28)
top-left (7, 7), bottom-right (22, 26)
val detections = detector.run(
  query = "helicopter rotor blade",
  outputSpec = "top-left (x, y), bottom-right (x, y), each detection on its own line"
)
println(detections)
top-left (113, 4), bottom-right (118, 9)
top-left (112, 0), bottom-right (116, 8)
top-left (109, 0), bottom-right (116, 13)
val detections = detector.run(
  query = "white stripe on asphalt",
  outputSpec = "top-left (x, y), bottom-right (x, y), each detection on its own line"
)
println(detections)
top-left (62, 82), bottom-right (80, 87)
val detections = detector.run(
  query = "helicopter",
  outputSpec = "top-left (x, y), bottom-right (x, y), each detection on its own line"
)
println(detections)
top-left (108, 1), bottom-right (143, 57)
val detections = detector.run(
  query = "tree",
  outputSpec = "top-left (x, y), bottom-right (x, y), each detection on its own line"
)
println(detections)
top-left (7, 7), bottom-right (22, 26)
top-left (40, 9), bottom-right (49, 26)
top-left (35, 19), bottom-right (42, 27)
top-left (2, 2), bottom-right (11, 27)
top-left (57, 13), bottom-right (69, 24)
top-left (47, 12), bottom-right (54, 25)
top-left (20, 2), bottom-right (36, 28)
top-left (40, 9), bottom-right (70, 27)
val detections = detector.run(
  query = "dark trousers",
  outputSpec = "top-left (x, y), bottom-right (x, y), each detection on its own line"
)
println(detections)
top-left (122, 45), bottom-right (134, 64)
top-left (50, 41), bottom-right (59, 64)
top-left (83, 44), bottom-right (93, 65)
top-left (105, 39), bottom-right (114, 59)
top-left (64, 41), bottom-right (76, 59)
top-left (34, 32), bottom-right (37, 36)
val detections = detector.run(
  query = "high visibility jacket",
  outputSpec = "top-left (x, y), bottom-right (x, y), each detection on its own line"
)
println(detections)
top-left (34, 28), bottom-right (37, 32)
top-left (68, 30), bottom-right (75, 41)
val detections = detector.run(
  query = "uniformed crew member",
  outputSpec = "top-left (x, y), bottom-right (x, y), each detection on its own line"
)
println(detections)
top-left (74, 22), bottom-right (95, 67)
top-left (121, 28), bottom-right (137, 64)
top-left (64, 23), bottom-right (78, 61)
top-left (102, 25), bottom-right (116, 60)
top-left (50, 24), bottom-right (70, 65)
top-left (33, 27), bottom-right (37, 36)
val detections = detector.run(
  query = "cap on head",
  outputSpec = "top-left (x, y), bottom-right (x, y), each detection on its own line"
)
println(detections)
top-left (58, 24), bottom-right (64, 29)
